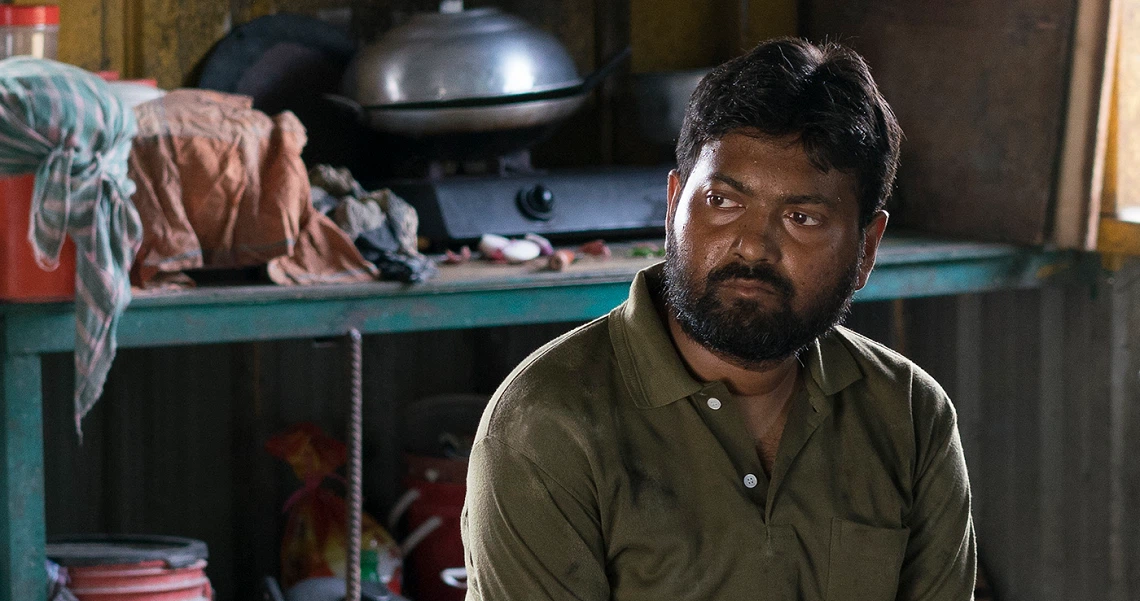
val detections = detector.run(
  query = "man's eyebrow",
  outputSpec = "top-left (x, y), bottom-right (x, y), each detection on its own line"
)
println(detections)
top-left (710, 173), bottom-right (754, 195)
top-left (710, 173), bottom-right (841, 207)
top-left (783, 193), bottom-right (840, 206)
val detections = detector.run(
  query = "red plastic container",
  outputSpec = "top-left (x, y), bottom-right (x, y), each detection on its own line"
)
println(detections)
top-left (0, 173), bottom-right (76, 301)
top-left (403, 475), bottom-right (467, 601)
top-left (0, 4), bottom-right (60, 60)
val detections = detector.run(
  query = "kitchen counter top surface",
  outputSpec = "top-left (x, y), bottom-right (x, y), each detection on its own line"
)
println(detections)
top-left (1, 234), bottom-right (1097, 354)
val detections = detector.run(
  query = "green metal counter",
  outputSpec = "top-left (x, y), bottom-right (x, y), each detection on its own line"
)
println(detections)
top-left (0, 235), bottom-right (1097, 601)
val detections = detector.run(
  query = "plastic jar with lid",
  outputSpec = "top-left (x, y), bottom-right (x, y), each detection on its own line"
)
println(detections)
top-left (0, 5), bottom-right (60, 60)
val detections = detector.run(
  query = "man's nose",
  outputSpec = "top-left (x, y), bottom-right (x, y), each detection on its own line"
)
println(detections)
top-left (731, 210), bottom-right (782, 264)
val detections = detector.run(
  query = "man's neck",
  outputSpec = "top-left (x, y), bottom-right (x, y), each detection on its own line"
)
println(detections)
top-left (664, 312), bottom-right (802, 402)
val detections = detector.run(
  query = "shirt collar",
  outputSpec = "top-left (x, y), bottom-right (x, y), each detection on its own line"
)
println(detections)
top-left (801, 327), bottom-right (863, 412)
top-left (609, 263), bottom-right (864, 409)
top-left (609, 263), bottom-right (704, 408)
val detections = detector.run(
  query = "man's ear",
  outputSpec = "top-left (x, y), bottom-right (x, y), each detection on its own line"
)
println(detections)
top-left (855, 210), bottom-right (889, 290)
top-left (666, 170), bottom-right (682, 249)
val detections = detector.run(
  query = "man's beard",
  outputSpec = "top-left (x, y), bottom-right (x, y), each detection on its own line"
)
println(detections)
top-left (662, 243), bottom-right (862, 366)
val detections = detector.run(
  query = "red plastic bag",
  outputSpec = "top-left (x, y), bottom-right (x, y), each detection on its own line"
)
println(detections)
top-left (266, 423), bottom-right (401, 591)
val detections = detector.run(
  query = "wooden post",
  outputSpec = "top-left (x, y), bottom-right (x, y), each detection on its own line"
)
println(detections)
top-left (0, 336), bottom-right (47, 601)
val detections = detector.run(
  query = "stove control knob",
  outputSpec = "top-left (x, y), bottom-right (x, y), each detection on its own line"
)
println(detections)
top-left (517, 184), bottom-right (555, 221)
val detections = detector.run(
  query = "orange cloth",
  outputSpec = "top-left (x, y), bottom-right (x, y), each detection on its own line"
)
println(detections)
top-left (127, 89), bottom-right (378, 287)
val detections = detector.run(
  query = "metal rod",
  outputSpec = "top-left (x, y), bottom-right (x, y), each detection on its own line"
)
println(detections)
top-left (345, 329), bottom-right (363, 601)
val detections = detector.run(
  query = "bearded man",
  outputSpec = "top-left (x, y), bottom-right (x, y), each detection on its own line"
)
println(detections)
top-left (461, 37), bottom-right (975, 601)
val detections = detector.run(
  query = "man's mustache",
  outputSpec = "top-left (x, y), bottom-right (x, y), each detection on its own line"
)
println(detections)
top-left (706, 262), bottom-right (795, 299)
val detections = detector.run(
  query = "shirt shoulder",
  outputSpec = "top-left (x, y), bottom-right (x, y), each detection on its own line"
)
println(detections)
top-left (828, 326), bottom-right (959, 472)
top-left (474, 313), bottom-right (624, 482)
top-left (831, 326), bottom-right (951, 407)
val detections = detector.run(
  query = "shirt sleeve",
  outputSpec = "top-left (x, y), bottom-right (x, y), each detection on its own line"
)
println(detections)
top-left (898, 384), bottom-right (977, 601)
top-left (461, 435), bottom-right (610, 601)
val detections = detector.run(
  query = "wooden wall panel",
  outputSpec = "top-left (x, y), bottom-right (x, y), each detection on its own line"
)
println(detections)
top-left (129, 0), bottom-right (230, 88)
top-left (54, 0), bottom-right (128, 73)
top-left (630, 0), bottom-right (797, 72)
top-left (801, 0), bottom-right (1079, 245)
top-left (1112, 0), bottom-right (1140, 218)
top-left (1052, 0), bottom-right (1114, 249)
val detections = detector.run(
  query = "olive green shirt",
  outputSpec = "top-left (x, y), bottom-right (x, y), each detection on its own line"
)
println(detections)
top-left (462, 264), bottom-right (975, 601)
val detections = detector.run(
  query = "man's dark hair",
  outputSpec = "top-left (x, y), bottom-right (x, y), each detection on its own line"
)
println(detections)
top-left (676, 38), bottom-right (902, 229)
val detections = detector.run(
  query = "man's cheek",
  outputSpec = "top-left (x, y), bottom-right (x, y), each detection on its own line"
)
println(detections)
top-left (670, 208), bottom-right (693, 244)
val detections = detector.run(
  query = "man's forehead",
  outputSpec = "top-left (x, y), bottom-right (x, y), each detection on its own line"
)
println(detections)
top-left (696, 131), bottom-right (810, 168)
top-left (690, 132), bottom-right (859, 203)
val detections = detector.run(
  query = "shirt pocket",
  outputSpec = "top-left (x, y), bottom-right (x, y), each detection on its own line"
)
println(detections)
top-left (825, 518), bottom-right (910, 601)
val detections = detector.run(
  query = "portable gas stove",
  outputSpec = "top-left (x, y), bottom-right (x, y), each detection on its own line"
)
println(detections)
top-left (372, 155), bottom-right (671, 251)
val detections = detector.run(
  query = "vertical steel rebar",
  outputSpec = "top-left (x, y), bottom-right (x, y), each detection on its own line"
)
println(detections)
top-left (345, 329), bottom-right (363, 601)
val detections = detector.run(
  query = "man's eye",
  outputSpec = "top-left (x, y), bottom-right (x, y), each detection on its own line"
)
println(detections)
top-left (788, 211), bottom-right (822, 226)
top-left (707, 193), bottom-right (742, 208)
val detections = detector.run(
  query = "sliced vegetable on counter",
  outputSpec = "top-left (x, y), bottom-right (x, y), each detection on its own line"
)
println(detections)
top-left (502, 239), bottom-right (542, 263)
top-left (547, 249), bottom-right (576, 272)
top-left (579, 239), bottom-right (611, 258)
top-left (477, 234), bottom-right (510, 262)
top-left (525, 233), bottom-right (554, 256)
top-left (443, 246), bottom-right (472, 265)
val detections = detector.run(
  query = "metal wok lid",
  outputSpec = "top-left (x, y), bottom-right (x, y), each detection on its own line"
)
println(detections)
top-left (344, 4), bottom-right (582, 107)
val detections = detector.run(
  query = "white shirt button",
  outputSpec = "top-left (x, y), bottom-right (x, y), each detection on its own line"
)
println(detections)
top-left (706, 397), bottom-right (722, 410)
top-left (743, 473), bottom-right (758, 488)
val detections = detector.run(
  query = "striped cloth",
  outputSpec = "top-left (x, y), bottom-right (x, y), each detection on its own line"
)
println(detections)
top-left (0, 57), bottom-right (141, 435)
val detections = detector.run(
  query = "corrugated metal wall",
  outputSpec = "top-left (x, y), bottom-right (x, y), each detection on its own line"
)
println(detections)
top-left (41, 323), bottom-right (578, 600)
top-left (40, 262), bottom-right (1140, 601)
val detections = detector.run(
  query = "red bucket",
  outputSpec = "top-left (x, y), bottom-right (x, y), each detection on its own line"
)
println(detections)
top-left (47, 535), bottom-right (213, 601)
top-left (66, 560), bottom-right (213, 601)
